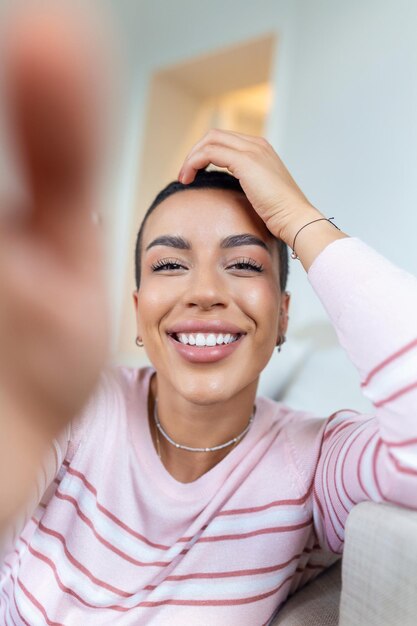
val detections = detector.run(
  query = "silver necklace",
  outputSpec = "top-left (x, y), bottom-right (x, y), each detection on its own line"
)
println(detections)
top-left (153, 400), bottom-right (256, 453)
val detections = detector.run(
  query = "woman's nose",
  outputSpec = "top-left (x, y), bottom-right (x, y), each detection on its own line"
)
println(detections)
top-left (184, 266), bottom-right (228, 310)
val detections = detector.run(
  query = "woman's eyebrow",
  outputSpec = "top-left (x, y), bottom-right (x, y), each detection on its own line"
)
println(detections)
top-left (220, 233), bottom-right (272, 256)
top-left (145, 233), bottom-right (271, 255)
top-left (145, 235), bottom-right (191, 251)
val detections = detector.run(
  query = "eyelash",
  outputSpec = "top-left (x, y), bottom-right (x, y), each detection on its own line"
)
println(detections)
top-left (228, 257), bottom-right (264, 272)
top-left (151, 258), bottom-right (185, 272)
top-left (150, 257), bottom-right (263, 273)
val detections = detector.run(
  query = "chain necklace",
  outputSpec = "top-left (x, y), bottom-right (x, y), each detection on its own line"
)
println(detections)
top-left (153, 399), bottom-right (256, 455)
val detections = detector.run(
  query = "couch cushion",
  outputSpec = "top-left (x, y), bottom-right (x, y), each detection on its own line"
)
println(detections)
top-left (271, 560), bottom-right (341, 625)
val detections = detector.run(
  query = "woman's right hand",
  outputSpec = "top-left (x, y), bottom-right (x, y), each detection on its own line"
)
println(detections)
top-left (0, 5), bottom-right (110, 518)
top-left (178, 129), bottom-right (348, 269)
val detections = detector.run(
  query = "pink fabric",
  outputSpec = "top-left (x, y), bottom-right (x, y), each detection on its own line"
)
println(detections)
top-left (1, 237), bottom-right (416, 625)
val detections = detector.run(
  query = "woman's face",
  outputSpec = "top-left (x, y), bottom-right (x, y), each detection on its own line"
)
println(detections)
top-left (133, 188), bottom-right (290, 405)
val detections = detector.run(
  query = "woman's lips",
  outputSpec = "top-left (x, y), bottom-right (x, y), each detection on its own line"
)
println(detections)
top-left (166, 333), bottom-right (244, 364)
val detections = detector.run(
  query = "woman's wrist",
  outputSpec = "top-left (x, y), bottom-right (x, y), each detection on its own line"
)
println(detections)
top-left (276, 206), bottom-right (349, 272)
top-left (277, 205), bottom-right (326, 247)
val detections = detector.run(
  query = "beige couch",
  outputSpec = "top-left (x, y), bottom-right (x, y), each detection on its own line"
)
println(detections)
top-left (272, 501), bottom-right (417, 625)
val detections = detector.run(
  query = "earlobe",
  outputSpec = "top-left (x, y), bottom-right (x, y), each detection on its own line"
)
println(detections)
top-left (276, 334), bottom-right (286, 352)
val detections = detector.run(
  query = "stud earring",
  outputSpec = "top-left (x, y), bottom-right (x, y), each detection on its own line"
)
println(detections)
top-left (136, 336), bottom-right (144, 347)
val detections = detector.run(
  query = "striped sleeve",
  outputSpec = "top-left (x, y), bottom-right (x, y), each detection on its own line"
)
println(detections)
top-left (1, 368), bottom-right (108, 558)
top-left (0, 426), bottom-right (69, 560)
top-left (295, 238), bottom-right (417, 554)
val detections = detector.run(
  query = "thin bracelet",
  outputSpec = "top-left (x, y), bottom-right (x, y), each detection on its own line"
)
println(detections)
top-left (291, 217), bottom-right (340, 260)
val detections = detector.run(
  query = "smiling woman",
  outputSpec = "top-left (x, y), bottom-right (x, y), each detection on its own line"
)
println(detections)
top-left (1, 14), bottom-right (417, 624)
top-left (131, 171), bottom-right (289, 482)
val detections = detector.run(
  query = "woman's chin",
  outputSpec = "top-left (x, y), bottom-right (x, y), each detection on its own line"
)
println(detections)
top-left (168, 369), bottom-right (258, 406)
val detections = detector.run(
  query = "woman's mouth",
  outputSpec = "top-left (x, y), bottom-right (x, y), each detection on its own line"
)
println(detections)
top-left (172, 332), bottom-right (240, 346)
top-left (167, 332), bottom-right (244, 363)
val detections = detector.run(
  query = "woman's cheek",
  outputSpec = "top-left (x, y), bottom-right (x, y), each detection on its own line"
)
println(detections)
top-left (137, 284), bottom-right (171, 335)
top-left (238, 281), bottom-right (279, 320)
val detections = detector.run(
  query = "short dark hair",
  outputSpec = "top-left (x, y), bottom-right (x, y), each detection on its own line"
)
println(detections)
top-left (134, 169), bottom-right (289, 291)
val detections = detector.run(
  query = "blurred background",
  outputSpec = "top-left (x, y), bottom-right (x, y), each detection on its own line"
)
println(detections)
top-left (13, 0), bottom-right (417, 416)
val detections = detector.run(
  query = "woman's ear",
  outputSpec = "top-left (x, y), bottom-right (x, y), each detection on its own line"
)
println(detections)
top-left (132, 290), bottom-right (139, 313)
top-left (279, 291), bottom-right (291, 336)
top-left (132, 290), bottom-right (142, 334)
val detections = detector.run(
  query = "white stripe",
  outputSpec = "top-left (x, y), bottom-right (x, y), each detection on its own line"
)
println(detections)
top-left (0, 594), bottom-right (10, 626)
top-left (31, 529), bottom-right (142, 608)
top-left (387, 444), bottom-right (417, 472)
top-left (319, 420), bottom-right (376, 543)
top-left (3, 550), bottom-right (45, 626)
top-left (357, 430), bottom-right (381, 500)
top-left (13, 579), bottom-right (45, 626)
top-left (365, 349), bottom-right (417, 403)
top-left (320, 428), bottom-right (346, 543)
top-left (143, 565), bottom-right (292, 603)
top-left (333, 427), bottom-right (364, 512)
top-left (57, 477), bottom-right (180, 562)
top-left (203, 506), bottom-right (305, 536)
top-left (52, 439), bottom-right (63, 472)
top-left (59, 472), bottom-right (305, 559)
top-left (326, 410), bottom-right (359, 432)
top-left (28, 524), bottom-right (298, 610)
top-left (333, 419), bottom-right (377, 509)
top-left (4, 586), bottom-right (20, 626)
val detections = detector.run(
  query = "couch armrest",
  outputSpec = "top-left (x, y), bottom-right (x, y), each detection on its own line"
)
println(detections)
top-left (339, 501), bottom-right (417, 626)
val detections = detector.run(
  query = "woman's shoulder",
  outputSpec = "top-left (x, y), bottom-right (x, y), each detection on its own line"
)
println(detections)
top-left (254, 393), bottom-right (320, 429)
top-left (67, 364), bottom-right (154, 457)
top-left (113, 363), bottom-right (155, 393)
top-left (81, 363), bottom-right (155, 404)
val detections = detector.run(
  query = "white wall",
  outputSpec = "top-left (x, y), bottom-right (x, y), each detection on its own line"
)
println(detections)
top-left (103, 0), bottom-right (295, 345)
top-left (267, 0), bottom-right (417, 412)
top-left (104, 0), bottom-right (417, 414)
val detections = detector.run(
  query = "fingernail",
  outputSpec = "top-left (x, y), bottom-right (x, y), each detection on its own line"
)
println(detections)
top-left (178, 168), bottom-right (184, 182)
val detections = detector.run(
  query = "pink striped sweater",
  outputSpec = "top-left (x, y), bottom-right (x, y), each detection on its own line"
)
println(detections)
top-left (1, 237), bottom-right (417, 625)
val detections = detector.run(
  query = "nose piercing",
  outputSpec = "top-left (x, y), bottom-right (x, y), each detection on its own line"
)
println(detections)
top-left (136, 336), bottom-right (144, 347)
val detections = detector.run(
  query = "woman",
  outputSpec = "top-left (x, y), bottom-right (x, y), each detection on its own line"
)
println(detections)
top-left (1, 11), bottom-right (417, 626)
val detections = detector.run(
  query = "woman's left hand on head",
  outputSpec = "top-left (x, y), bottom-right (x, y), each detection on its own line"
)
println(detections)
top-left (178, 129), bottom-right (321, 245)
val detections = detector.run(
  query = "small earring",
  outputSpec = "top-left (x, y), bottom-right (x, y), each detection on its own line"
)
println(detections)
top-left (136, 336), bottom-right (144, 347)
top-left (276, 335), bottom-right (286, 352)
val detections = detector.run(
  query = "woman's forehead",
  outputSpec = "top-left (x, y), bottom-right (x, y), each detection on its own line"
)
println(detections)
top-left (142, 187), bottom-right (274, 246)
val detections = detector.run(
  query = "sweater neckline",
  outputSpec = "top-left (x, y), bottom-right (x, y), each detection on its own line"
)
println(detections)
top-left (132, 366), bottom-right (266, 502)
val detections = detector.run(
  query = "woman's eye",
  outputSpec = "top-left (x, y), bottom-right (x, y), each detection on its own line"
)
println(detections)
top-left (228, 260), bottom-right (263, 273)
top-left (151, 259), bottom-right (187, 272)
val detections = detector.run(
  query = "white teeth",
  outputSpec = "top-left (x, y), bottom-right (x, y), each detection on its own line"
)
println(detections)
top-left (206, 333), bottom-right (217, 346)
top-left (174, 332), bottom-right (240, 346)
top-left (195, 333), bottom-right (205, 347)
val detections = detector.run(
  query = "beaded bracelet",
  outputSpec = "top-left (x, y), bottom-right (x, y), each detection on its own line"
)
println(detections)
top-left (290, 217), bottom-right (340, 260)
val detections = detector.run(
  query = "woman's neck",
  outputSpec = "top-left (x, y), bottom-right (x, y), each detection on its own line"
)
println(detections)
top-left (148, 373), bottom-right (258, 483)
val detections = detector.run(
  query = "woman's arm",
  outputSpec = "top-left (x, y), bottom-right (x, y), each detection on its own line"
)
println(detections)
top-left (302, 236), bottom-right (417, 552)
top-left (0, 6), bottom-right (109, 530)
top-left (179, 130), bottom-right (417, 552)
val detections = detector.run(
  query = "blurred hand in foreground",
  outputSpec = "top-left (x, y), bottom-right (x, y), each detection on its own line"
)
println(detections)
top-left (0, 4), bottom-right (112, 520)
